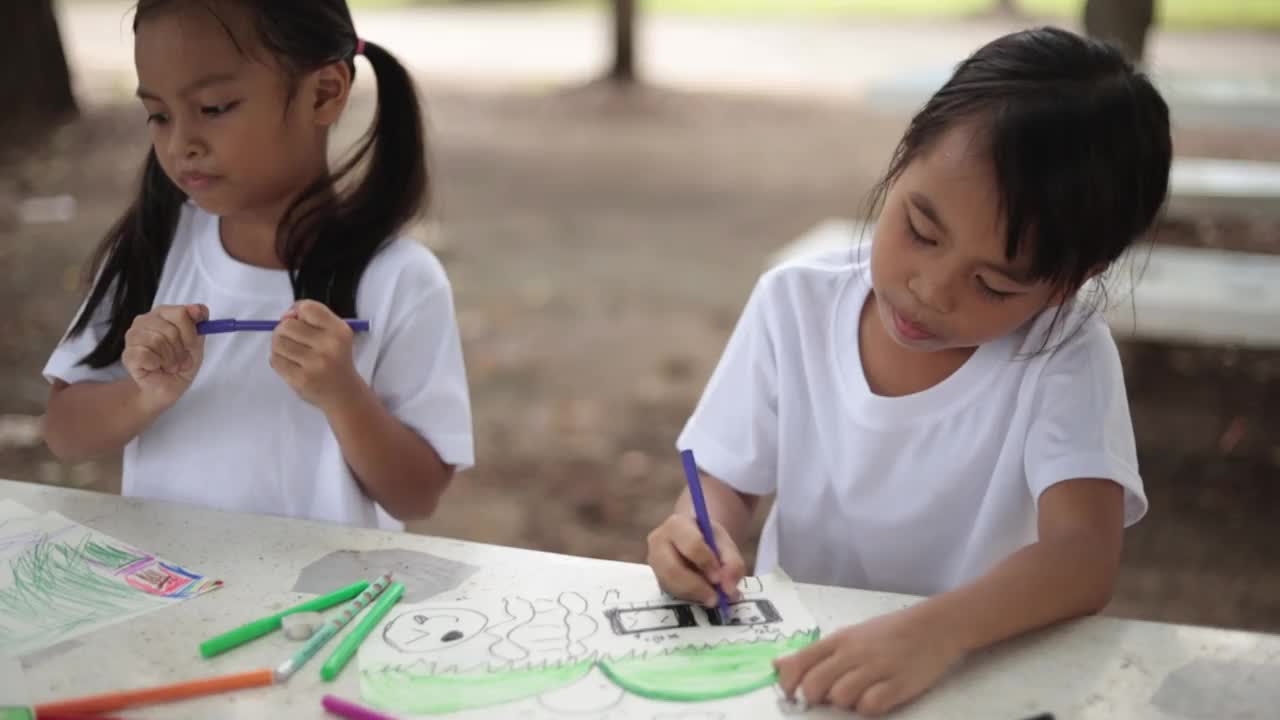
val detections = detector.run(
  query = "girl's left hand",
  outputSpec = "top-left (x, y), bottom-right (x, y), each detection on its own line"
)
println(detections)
top-left (270, 300), bottom-right (363, 412)
top-left (773, 605), bottom-right (964, 717)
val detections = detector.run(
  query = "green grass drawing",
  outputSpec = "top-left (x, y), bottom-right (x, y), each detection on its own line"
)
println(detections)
top-left (81, 540), bottom-right (147, 571)
top-left (362, 629), bottom-right (820, 713)
top-left (0, 535), bottom-right (167, 651)
top-left (362, 659), bottom-right (596, 714)
top-left (598, 630), bottom-right (819, 702)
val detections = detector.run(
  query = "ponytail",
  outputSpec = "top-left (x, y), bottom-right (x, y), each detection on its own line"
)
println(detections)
top-left (71, 148), bottom-right (184, 368)
top-left (280, 39), bottom-right (428, 317)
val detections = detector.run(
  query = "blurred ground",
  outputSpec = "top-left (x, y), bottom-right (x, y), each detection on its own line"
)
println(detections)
top-left (2, 4), bottom-right (1278, 634)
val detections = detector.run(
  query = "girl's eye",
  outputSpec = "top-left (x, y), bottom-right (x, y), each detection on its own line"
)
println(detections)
top-left (906, 217), bottom-right (936, 247)
top-left (201, 101), bottom-right (240, 117)
top-left (977, 276), bottom-right (1017, 301)
top-left (146, 112), bottom-right (169, 125)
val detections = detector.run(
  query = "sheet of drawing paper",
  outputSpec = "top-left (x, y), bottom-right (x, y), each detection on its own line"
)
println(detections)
top-left (0, 510), bottom-right (221, 657)
top-left (358, 561), bottom-right (821, 718)
top-left (0, 656), bottom-right (28, 704)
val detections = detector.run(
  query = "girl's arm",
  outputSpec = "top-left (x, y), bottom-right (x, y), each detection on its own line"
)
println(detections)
top-left (44, 304), bottom-right (208, 462)
top-left (775, 477), bottom-right (1124, 716)
top-left (44, 380), bottom-right (167, 462)
top-left (324, 381), bottom-right (453, 521)
top-left (672, 472), bottom-right (760, 548)
top-left (919, 477), bottom-right (1124, 650)
top-left (270, 300), bottom-right (456, 522)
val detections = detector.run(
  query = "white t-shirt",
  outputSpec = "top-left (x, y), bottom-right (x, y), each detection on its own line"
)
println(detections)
top-left (44, 202), bottom-right (474, 530)
top-left (677, 248), bottom-right (1146, 596)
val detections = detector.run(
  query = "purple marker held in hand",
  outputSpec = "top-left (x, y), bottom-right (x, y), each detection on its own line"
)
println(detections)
top-left (680, 448), bottom-right (734, 622)
top-left (197, 318), bottom-right (370, 335)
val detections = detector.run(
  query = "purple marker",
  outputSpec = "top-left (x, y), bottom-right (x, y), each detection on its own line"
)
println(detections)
top-left (197, 318), bottom-right (370, 335)
top-left (681, 448), bottom-right (733, 622)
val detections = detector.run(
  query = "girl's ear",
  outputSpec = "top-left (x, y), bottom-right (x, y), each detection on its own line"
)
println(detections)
top-left (308, 60), bottom-right (352, 128)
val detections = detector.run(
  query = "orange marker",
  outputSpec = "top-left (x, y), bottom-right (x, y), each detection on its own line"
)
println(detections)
top-left (34, 668), bottom-right (274, 715)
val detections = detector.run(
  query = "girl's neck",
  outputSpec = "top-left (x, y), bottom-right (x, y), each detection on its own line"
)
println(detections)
top-left (218, 163), bottom-right (333, 271)
top-left (219, 210), bottom-right (285, 269)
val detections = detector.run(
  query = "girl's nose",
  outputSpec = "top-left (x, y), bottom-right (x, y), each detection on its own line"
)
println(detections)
top-left (908, 272), bottom-right (955, 315)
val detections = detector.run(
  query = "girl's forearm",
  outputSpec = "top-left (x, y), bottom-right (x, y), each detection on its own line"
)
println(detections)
top-left (912, 530), bottom-right (1120, 655)
top-left (44, 380), bottom-right (166, 462)
top-left (325, 380), bottom-right (453, 521)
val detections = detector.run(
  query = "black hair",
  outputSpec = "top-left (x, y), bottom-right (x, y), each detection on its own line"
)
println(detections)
top-left (70, 0), bottom-right (427, 368)
top-left (863, 26), bottom-right (1172, 342)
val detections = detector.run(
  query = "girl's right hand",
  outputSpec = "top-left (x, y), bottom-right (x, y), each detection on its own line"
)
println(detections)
top-left (646, 513), bottom-right (747, 608)
top-left (122, 304), bottom-right (208, 409)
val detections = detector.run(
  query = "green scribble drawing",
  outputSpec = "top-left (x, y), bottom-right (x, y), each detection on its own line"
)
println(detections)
top-left (598, 630), bottom-right (818, 701)
top-left (361, 659), bottom-right (595, 715)
top-left (82, 540), bottom-right (147, 571)
top-left (0, 535), bottom-right (167, 652)
top-left (360, 631), bottom-right (820, 713)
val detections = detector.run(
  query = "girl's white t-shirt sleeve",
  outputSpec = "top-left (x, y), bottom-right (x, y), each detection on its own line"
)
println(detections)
top-left (372, 284), bottom-right (475, 472)
top-left (677, 275), bottom-right (779, 496)
top-left (42, 291), bottom-right (129, 385)
top-left (1023, 319), bottom-right (1147, 526)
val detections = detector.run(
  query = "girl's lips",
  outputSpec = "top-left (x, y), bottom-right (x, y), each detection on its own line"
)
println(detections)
top-left (180, 172), bottom-right (220, 190)
top-left (892, 306), bottom-right (936, 341)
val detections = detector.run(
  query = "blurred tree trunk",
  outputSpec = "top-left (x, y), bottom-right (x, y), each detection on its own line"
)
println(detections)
top-left (608, 0), bottom-right (637, 84)
top-left (1084, 0), bottom-right (1156, 62)
top-left (996, 0), bottom-right (1017, 12)
top-left (2, 0), bottom-right (78, 134)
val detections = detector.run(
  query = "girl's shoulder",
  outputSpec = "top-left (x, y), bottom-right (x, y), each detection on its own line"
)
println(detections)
top-left (1014, 296), bottom-right (1122, 375)
top-left (759, 244), bottom-right (864, 298)
top-left (362, 234), bottom-right (453, 302)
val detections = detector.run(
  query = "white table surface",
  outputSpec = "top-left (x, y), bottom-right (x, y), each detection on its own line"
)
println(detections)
top-left (2, 479), bottom-right (1277, 719)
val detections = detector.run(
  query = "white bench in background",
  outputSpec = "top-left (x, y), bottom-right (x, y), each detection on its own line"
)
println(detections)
top-left (1169, 157), bottom-right (1280, 217)
top-left (769, 218), bottom-right (1280, 349)
top-left (863, 68), bottom-right (1280, 133)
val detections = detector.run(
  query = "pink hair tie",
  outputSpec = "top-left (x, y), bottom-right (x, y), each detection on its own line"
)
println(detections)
top-left (355, 38), bottom-right (366, 56)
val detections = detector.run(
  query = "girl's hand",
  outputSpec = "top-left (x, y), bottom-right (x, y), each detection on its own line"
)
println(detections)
top-left (270, 300), bottom-right (363, 412)
top-left (773, 605), bottom-right (965, 717)
top-left (122, 303), bottom-right (208, 410)
top-left (646, 513), bottom-right (746, 608)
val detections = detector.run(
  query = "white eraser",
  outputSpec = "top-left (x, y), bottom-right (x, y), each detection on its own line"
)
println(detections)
top-left (282, 611), bottom-right (322, 641)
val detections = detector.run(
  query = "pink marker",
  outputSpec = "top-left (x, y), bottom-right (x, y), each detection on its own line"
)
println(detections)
top-left (322, 694), bottom-right (400, 720)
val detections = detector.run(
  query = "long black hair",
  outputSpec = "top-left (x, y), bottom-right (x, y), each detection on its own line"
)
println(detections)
top-left (863, 26), bottom-right (1172, 342)
top-left (70, 0), bottom-right (428, 368)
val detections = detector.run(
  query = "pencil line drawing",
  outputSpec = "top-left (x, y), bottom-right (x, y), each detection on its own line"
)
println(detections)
top-left (359, 571), bottom-right (819, 716)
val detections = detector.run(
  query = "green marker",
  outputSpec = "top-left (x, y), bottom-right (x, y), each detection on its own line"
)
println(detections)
top-left (274, 573), bottom-right (392, 681)
top-left (199, 580), bottom-right (370, 658)
top-left (0, 707), bottom-right (34, 720)
top-left (320, 581), bottom-right (405, 682)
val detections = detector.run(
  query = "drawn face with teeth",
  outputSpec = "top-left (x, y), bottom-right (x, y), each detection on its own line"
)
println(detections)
top-left (383, 608), bottom-right (488, 653)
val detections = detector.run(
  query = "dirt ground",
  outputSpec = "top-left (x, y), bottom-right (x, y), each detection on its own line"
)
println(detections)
top-left (2, 80), bottom-right (1278, 634)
